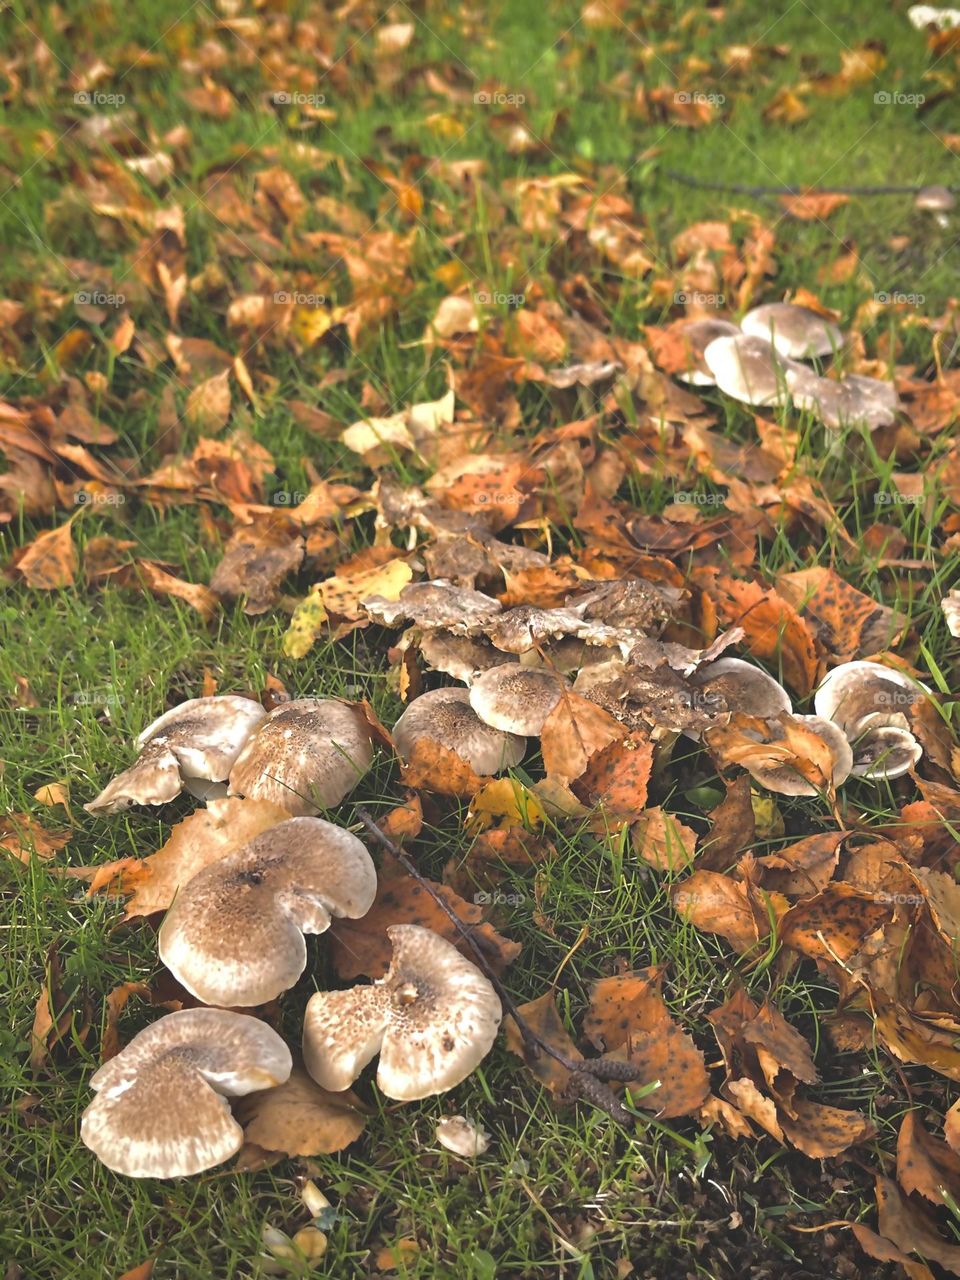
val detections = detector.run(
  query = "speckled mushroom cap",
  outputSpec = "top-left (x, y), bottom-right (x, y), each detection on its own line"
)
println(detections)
top-left (392, 688), bottom-right (526, 776)
top-left (418, 631), bottom-right (518, 684)
top-left (81, 1008), bottom-right (291, 1178)
top-left (690, 657), bottom-right (793, 722)
top-left (740, 302), bottom-right (844, 360)
top-left (363, 580), bottom-right (502, 632)
top-left (302, 925), bottom-right (502, 1101)
top-left (813, 661), bottom-right (927, 735)
top-left (703, 334), bottom-right (812, 407)
top-left (469, 664), bottom-right (568, 736)
top-left (85, 695), bottom-right (268, 815)
top-left (673, 318), bottom-right (741, 385)
top-left (915, 184), bottom-right (955, 212)
top-left (228, 698), bottom-right (374, 815)
top-left (158, 817), bottom-right (377, 1007)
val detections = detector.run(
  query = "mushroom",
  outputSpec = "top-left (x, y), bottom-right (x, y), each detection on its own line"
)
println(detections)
top-left (419, 631), bottom-right (518, 683)
top-left (80, 1008), bottom-right (292, 1178)
top-left (158, 817), bottom-right (377, 1007)
top-left (739, 302), bottom-right (843, 360)
top-left (702, 334), bottom-right (815, 407)
top-left (363, 580), bottom-right (502, 632)
top-left (436, 1115), bottom-right (490, 1157)
top-left (751, 714), bottom-right (853, 796)
top-left (228, 698), bottom-right (374, 814)
top-left (469, 664), bottom-right (569, 735)
top-left (941, 589), bottom-right (960, 638)
top-left (915, 184), bottom-right (955, 228)
top-left (672, 318), bottom-right (741, 385)
top-left (392, 688), bottom-right (525, 775)
top-left (85, 695), bottom-right (269, 815)
top-left (814, 660), bottom-right (927, 780)
top-left (302, 924), bottom-right (502, 1101)
top-left (792, 373), bottom-right (899, 431)
top-left (689, 657), bottom-right (793, 729)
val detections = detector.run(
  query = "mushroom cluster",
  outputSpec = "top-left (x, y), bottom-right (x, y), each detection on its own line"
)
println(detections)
top-left (81, 693), bottom-right (504, 1179)
top-left (673, 301), bottom-right (899, 431)
top-left (86, 695), bottom-right (375, 816)
top-left (814, 661), bottom-right (927, 780)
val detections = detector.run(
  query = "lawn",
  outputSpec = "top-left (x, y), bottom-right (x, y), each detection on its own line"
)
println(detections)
top-left (3, 1), bottom-right (960, 1277)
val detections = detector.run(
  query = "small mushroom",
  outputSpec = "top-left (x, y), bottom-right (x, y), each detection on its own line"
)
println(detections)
top-left (469, 664), bottom-right (569, 735)
top-left (228, 698), bottom-right (374, 814)
top-left (85, 695), bottom-right (268, 815)
top-left (792, 373), bottom-right (899, 431)
top-left (740, 302), bottom-right (844, 360)
top-left (392, 688), bottom-right (525, 775)
top-left (302, 924), bottom-right (502, 1101)
top-left (724, 713), bottom-right (853, 797)
top-left (436, 1115), bottom-right (490, 1157)
top-left (702, 334), bottom-right (814, 407)
top-left (81, 1008), bottom-right (292, 1178)
top-left (814, 660), bottom-right (927, 780)
top-left (941, 589), bottom-right (960, 638)
top-left (915, 184), bottom-right (955, 228)
top-left (158, 817), bottom-right (377, 1007)
top-left (673, 317), bottom-right (741, 385)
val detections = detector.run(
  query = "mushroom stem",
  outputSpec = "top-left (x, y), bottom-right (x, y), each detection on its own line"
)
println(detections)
top-left (355, 807), bottom-right (639, 1124)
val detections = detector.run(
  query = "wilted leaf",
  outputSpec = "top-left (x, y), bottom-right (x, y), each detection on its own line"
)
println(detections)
top-left (14, 520), bottom-right (77, 589)
top-left (504, 990), bottom-right (581, 1094)
top-left (236, 1065), bottom-right (367, 1157)
top-left (541, 692), bottom-right (624, 787)
top-left (631, 807), bottom-right (697, 871)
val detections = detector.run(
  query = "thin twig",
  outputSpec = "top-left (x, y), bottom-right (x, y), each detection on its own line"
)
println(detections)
top-left (355, 806), bottom-right (638, 1121)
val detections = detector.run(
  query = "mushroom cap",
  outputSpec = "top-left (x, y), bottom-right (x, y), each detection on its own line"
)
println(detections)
top-left (915, 184), bottom-right (956, 212)
top-left (302, 924), bottom-right (502, 1101)
top-left (137, 695), bottom-right (268, 781)
top-left (435, 1115), bottom-right (490, 1157)
top-left (690, 657), bottom-right (793, 721)
top-left (673, 318), bottom-right (741, 385)
top-left (742, 713), bottom-right (854, 797)
top-left (81, 1008), bottom-right (291, 1178)
top-left (419, 631), bottom-right (518, 684)
top-left (740, 302), bottom-right (844, 360)
top-left (792, 373), bottom-right (899, 430)
top-left (228, 699), bottom-right (374, 814)
top-left (702, 334), bottom-right (810, 407)
top-left (364, 580), bottom-right (502, 631)
top-left (942, 589), bottom-right (960, 639)
top-left (84, 739), bottom-right (183, 814)
top-left (848, 724), bottom-right (922, 780)
top-left (469, 664), bottom-right (568, 735)
top-left (158, 817), bottom-right (377, 1007)
top-left (813, 661), bottom-right (927, 735)
top-left (392, 688), bottom-right (526, 776)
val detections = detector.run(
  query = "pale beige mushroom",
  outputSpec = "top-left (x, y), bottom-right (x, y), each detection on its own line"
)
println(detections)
top-left (792, 373), bottom-right (899, 431)
top-left (740, 302), bottom-right (843, 360)
top-left (158, 817), bottom-right (377, 1007)
top-left (814, 661), bottom-right (927, 780)
top-left (419, 631), bottom-right (518, 683)
top-left (469, 664), bottom-right (568, 735)
top-left (81, 1008), bottom-right (291, 1178)
top-left (673, 317), bottom-right (741, 385)
top-left (702, 334), bottom-right (815, 407)
top-left (85, 695), bottom-right (268, 814)
top-left (942, 589), bottom-right (960, 638)
top-left (435, 1115), bottom-right (490, 1157)
top-left (689, 657), bottom-right (793, 728)
top-left (392, 688), bottom-right (525, 775)
top-left (228, 698), bottom-right (374, 814)
top-left (363, 580), bottom-right (502, 632)
top-left (302, 925), bottom-right (502, 1101)
top-left (915, 184), bottom-right (955, 228)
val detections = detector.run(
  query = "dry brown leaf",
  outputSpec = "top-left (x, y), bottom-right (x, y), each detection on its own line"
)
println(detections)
top-left (540, 692), bottom-right (625, 787)
top-left (399, 737), bottom-right (484, 798)
top-left (672, 870), bottom-right (763, 954)
top-left (701, 575), bottom-right (821, 696)
top-left (0, 814), bottom-right (70, 864)
top-left (571, 730), bottom-right (655, 819)
top-left (631, 807), bottom-right (697, 871)
top-left (898, 1111), bottom-right (960, 1206)
top-left (504, 990), bottom-right (581, 1095)
top-left (135, 561), bottom-right (219, 619)
top-left (875, 1174), bottom-right (960, 1274)
top-left (780, 1097), bottom-right (875, 1157)
top-left (236, 1065), bottom-right (366, 1157)
top-left (777, 566), bottom-right (908, 661)
top-left (185, 369), bottom-right (231, 432)
top-left (14, 520), bottom-right (77, 589)
top-left (209, 519), bottom-right (304, 615)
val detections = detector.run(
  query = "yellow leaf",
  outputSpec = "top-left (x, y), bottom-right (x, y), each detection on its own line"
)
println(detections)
top-left (320, 558), bottom-right (412, 621)
top-left (282, 585), bottom-right (329, 659)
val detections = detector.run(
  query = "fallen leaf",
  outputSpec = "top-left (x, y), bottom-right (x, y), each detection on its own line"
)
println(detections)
top-left (14, 520), bottom-right (77, 589)
top-left (504, 990), bottom-right (581, 1094)
top-left (571, 730), bottom-right (654, 818)
top-left (631, 807), bottom-right (697, 871)
top-left (898, 1111), bottom-right (960, 1207)
top-left (236, 1065), bottom-right (366, 1157)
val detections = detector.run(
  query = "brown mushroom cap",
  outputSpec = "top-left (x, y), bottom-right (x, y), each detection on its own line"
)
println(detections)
top-left (158, 817), bottom-right (377, 1007)
top-left (690, 657), bottom-right (793, 722)
top-left (915, 184), bottom-right (956, 212)
top-left (85, 695), bottom-right (268, 815)
top-left (363, 580), bottom-right (502, 631)
top-left (813, 661), bottom-right (926, 734)
top-left (418, 631), bottom-right (519, 683)
top-left (469, 664), bottom-right (568, 735)
top-left (740, 302), bottom-right (844, 360)
top-left (302, 924), bottom-right (502, 1101)
top-left (81, 1008), bottom-right (292, 1178)
top-left (392, 688), bottom-right (525, 776)
top-left (702, 334), bottom-right (812, 407)
top-left (228, 698), bottom-right (374, 815)
top-left (673, 318), bottom-right (741, 385)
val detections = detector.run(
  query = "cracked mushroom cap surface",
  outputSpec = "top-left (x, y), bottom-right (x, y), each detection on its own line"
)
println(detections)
top-left (703, 334), bottom-right (811, 407)
top-left (392, 687), bottom-right (526, 776)
top-left (673, 317), bottom-right (741, 385)
top-left (81, 1008), bottom-right (292, 1178)
top-left (469, 663), bottom-right (568, 736)
top-left (302, 925), bottom-right (502, 1101)
top-left (158, 817), bottom-right (377, 1007)
top-left (228, 698), bottom-right (374, 814)
top-left (740, 302), bottom-right (844, 359)
top-left (813, 661), bottom-right (927, 735)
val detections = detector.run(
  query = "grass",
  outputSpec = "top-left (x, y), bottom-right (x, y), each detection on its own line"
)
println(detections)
top-left (2, 0), bottom-right (960, 1275)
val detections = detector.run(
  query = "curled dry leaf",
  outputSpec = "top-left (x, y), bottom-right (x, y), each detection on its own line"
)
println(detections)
top-left (875, 1174), bottom-right (960, 1275)
top-left (701, 574), bottom-right (821, 696)
top-left (777, 566), bottom-right (908, 662)
top-left (504, 990), bottom-right (581, 1095)
top-left (672, 869), bottom-right (769, 955)
top-left (399, 737), bottom-right (484, 798)
top-left (897, 1111), bottom-right (960, 1207)
top-left (571, 730), bottom-right (655, 820)
top-left (540, 692), bottom-right (624, 787)
top-left (779, 1098), bottom-right (875, 1158)
top-left (13, 520), bottom-right (77, 589)
top-left (0, 814), bottom-right (71, 864)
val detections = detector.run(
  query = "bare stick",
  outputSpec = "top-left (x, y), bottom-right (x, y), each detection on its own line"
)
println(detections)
top-left (665, 169), bottom-right (946, 198)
